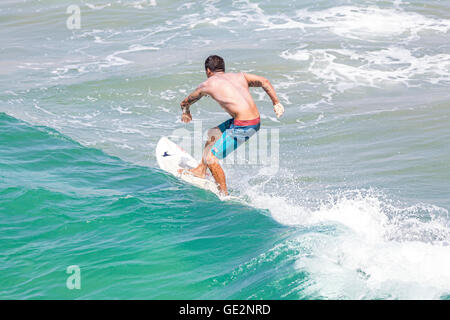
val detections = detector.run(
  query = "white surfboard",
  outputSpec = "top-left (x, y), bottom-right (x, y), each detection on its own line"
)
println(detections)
top-left (156, 137), bottom-right (221, 196)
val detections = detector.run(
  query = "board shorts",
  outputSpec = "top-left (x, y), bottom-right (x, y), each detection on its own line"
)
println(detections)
top-left (211, 117), bottom-right (260, 159)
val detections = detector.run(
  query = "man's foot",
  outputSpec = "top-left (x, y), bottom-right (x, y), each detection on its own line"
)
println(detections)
top-left (177, 166), bottom-right (206, 179)
top-left (218, 188), bottom-right (229, 196)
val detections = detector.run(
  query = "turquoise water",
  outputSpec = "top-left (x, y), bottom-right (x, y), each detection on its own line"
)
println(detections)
top-left (1, 0), bottom-right (449, 299)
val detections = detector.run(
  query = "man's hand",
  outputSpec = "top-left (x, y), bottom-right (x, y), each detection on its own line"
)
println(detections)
top-left (181, 111), bottom-right (192, 123)
top-left (273, 102), bottom-right (284, 118)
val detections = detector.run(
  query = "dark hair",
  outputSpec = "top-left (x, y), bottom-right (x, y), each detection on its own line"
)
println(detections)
top-left (205, 55), bottom-right (225, 72)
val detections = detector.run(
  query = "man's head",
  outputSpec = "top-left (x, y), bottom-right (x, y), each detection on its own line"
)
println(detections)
top-left (205, 55), bottom-right (225, 77)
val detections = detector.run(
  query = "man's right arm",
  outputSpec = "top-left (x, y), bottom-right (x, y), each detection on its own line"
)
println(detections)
top-left (243, 73), bottom-right (284, 118)
top-left (180, 82), bottom-right (208, 123)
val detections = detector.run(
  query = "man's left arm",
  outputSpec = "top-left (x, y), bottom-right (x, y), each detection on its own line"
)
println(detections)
top-left (243, 73), bottom-right (284, 118)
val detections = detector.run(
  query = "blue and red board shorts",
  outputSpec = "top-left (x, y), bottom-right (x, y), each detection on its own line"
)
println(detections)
top-left (211, 117), bottom-right (260, 159)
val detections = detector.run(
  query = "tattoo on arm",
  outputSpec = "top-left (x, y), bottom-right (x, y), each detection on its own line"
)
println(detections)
top-left (181, 88), bottom-right (205, 112)
top-left (248, 79), bottom-right (279, 105)
top-left (248, 80), bottom-right (263, 87)
top-left (187, 94), bottom-right (202, 105)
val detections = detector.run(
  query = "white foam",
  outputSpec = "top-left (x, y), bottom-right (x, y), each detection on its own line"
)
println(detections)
top-left (294, 6), bottom-right (450, 41)
top-left (50, 44), bottom-right (159, 79)
top-left (244, 186), bottom-right (450, 299)
top-left (280, 47), bottom-right (450, 91)
top-left (85, 3), bottom-right (111, 10)
top-left (124, 0), bottom-right (157, 10)
top-left (281, 50), bottom-right (310, 61)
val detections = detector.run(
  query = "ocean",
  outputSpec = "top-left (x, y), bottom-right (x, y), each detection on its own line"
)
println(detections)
top-left (0, 0), bottom-right (449, 299)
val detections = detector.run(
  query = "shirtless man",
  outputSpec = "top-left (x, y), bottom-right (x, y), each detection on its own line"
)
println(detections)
top-left (179, 55), bottom-right (284, 195)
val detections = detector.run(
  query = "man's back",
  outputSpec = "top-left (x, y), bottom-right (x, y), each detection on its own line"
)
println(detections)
top-left (204, 72), bottom-right (260, 120)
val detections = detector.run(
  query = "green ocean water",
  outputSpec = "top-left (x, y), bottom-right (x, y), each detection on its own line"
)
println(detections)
top-left (0, 112), bottom-right (298, 299)
top-left (1, 0), bottom-right (450, 299)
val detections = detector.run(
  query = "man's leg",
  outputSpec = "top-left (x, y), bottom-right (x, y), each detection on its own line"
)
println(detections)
top-left (205, 151), bottom-right (227, 195)
top-left (178, 127), bottom-right (222, 178)
top-left (205, 125), bottom-right (259, 195)
top-left (179, 126), bottom-right (228, 195)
